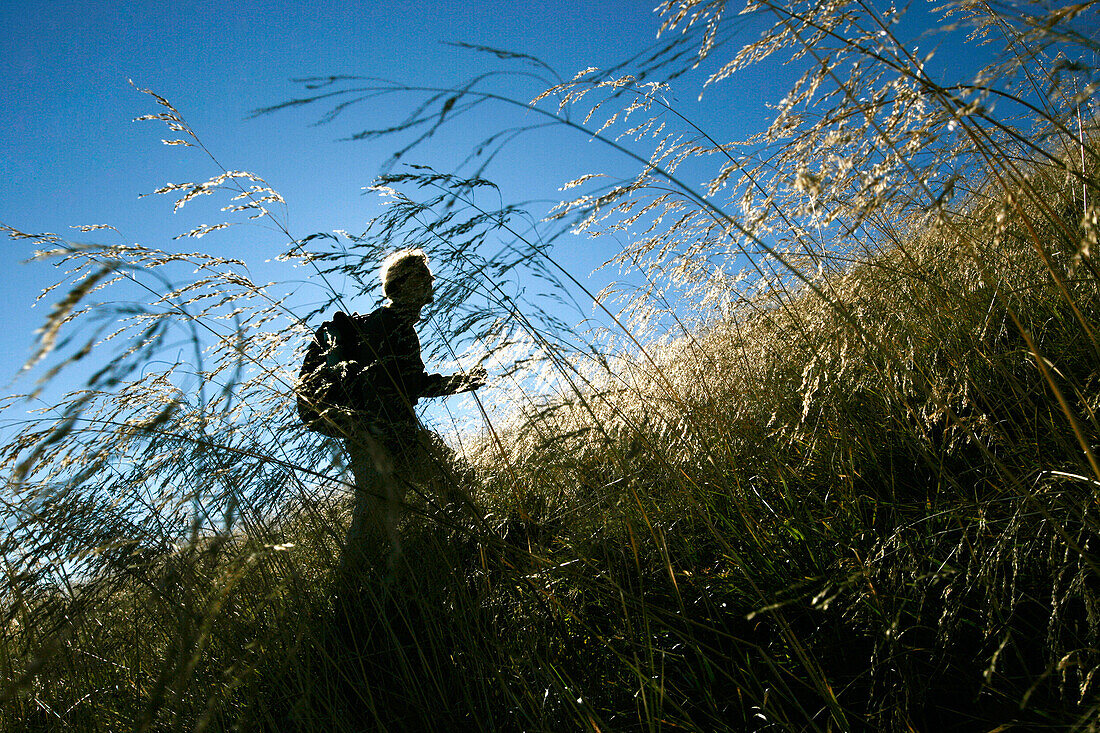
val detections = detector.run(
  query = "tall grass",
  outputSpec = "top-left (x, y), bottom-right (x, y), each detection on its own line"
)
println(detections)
top-left (3, 1), bottom-right (1099, 730)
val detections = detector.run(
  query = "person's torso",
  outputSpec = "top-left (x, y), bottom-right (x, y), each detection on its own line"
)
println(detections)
top-left (348, 308), bottom-right (425, 424)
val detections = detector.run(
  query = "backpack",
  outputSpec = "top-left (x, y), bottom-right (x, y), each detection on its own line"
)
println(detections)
top-left (296, 312), bottom-right (366, 437)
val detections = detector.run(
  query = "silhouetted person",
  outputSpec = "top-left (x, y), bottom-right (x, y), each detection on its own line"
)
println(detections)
top-left (310, 249), bottom-right (485, 577)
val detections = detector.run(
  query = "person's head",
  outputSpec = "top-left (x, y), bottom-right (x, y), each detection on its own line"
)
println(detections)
top-left (380, 249), bottom-right (434, 310)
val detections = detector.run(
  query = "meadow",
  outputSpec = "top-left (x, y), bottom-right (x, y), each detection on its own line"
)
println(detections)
top-left (2, 1), bottom-right (1099, 730)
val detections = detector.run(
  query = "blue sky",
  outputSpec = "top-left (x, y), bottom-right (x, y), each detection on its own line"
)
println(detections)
top-left (1, 0), bottom-right (998, 427)
top-left (0, 2), bottom-right (687, 392)
top-left (1, 0), bottom-right (798, 411)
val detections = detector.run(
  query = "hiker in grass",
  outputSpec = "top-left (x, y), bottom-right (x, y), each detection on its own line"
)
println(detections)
top-left (300, 249), bottom-right (486, 574)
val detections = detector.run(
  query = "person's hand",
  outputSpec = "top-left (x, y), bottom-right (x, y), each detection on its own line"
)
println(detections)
top-left (463, 366), bottom-right (487, 391)
top-left (434, 367), bottom-right (487, 396)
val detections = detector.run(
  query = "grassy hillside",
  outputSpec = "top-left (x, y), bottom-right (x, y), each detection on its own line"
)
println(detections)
top-left (3, 1), bottom-right (1099, 730)
top-left (463, 141), bottom-right (1100, 730)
